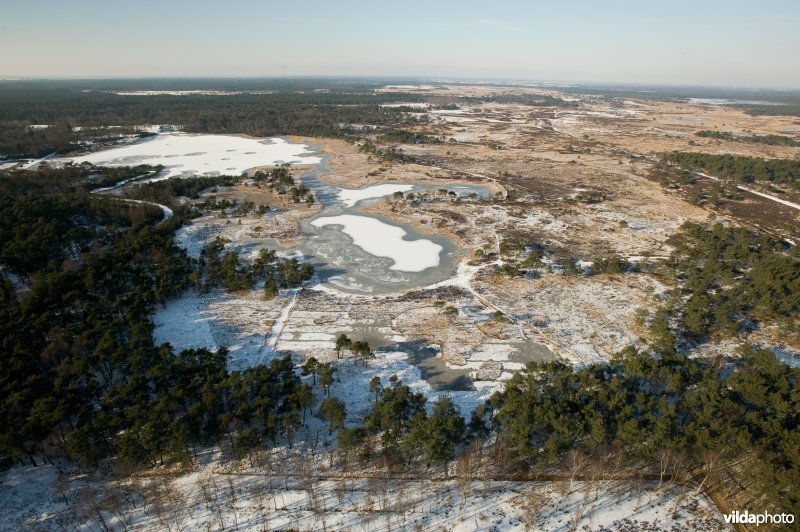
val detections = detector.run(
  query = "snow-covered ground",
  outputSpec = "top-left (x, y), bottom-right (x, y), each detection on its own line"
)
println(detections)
top-left (65, 133), bottom-right (321, 179)
top-left (473, 273), bottom-right (666, 366)
top-left (19, 152), bottom-right (57, 170)
top-left (152, 287), bottom-right (300, 372)
top-left (153, 290), bottom-right (218, 353)
top-left (311, 214), bottom-right (443, 272)
top-left (0, 459), bottom-right (729, 531)
top-left (331, 354), bottom-right (500, 421)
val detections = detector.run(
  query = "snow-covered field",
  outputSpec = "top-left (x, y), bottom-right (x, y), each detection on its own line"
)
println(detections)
top-left (152, 290), bottom-right (218, 352)
top-left (311, 214), bottom-right (443, 272)
top-left (65, 133), bottom-right (321, 179)
top-left (152, 287), bottom-right (301, 372)
top-left (152, 285), bottom-right (506, 415)
top-left (473, 273), bottom-right (666, 366)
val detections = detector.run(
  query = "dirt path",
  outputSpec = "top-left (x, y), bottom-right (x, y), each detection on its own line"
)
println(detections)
top-left (120, 197), bottom-right (174, 225)
top-left (259, 288), bottom-right (300, 363)
top-left (90, 188), bottom-right (174, 225)
top-left (697, 172), bottom-right (800, 211)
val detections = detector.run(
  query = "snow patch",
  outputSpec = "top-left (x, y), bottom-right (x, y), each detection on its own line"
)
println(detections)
top-left (335, 183), bottom-right (414, 207)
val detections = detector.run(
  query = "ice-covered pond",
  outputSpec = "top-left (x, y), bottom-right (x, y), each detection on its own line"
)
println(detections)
top-left (232, 143), bottom-right (493, 293)
top-left (66, 133), bottom-right (321, 179)
top-left (310, 214), bottom-right (443, 273)
top-left (294, 153), bottom-right (493, 294)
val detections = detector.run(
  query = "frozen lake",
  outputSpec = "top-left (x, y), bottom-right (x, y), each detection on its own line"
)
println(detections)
top-left (310, 214), bottom-right (443, 272)
top-left (296, 155), bottom-right (493, 294)
top-left (66, 133), bottom-right (321, 179)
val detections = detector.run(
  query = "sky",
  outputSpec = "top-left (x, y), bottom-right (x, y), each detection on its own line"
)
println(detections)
top-left (1, 0), bottom-right (799, 88)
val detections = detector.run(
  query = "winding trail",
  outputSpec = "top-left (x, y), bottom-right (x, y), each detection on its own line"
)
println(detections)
top-left (17, 151), bottom-right (175, 226)
top-left (119, 197), bottom-right (174, 225)
top-left (89, 175), bottom-right (174, 225)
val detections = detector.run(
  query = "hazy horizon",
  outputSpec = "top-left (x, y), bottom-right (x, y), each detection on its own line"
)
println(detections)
top-left (2, 0), bottom-right (799, 89)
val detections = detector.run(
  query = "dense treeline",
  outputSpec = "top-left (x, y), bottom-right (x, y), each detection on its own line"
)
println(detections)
top-left (321, 376), bottom-right (467, 472)
top-left (194, 238), bottom-right (312, 294)
top-left (473, 93), bottom-right (578, 107)
top-left (654, 223), bottom-right (800, 341)
top-left (377, 128), bottom-right (442, 144)
top-left (0, 167), bottom-right (164, 276)
top-left (0, 123), bottom-right (154, 159)
top-left (81, 162), bottom-right (164, 190)
top-left (123, 175), bottom-right (238, 207)
top-left (358, 139), bottom-right (419, 163)
top-left (737, 103), bottom-right (800, 118)
top-left (663, 151), bottom-right (800, 191)
top-left (0, 165), bottom-right (317, 471)
top-left (695, 130), bottom-right (799, 147)
top-left (488, 346), bottom-right (800, 516)
top-left (0, 84), bottom-right (424, 158)
top-left (111, 352), bottom-right (313, 466)
top-left (0, 180), bottom-right (194, 468)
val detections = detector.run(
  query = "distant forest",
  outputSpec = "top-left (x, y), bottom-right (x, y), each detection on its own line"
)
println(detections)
top-left (0, 80), bottom-right (427, 158)
top-left (4, 79), bottom-right (798, 160)
top-left (664, 151), bottom-right (800, 192)
top-left (695, 130), bottom-right (799, 147)
top-left (0, 79), bottom-right (586, 160)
